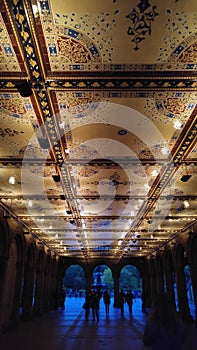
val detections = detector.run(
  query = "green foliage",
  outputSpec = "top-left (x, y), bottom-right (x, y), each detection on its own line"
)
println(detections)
top-left (119, 265), bottom-right (142, 292)
top-left (63, 264), bottom-right (142, 293)
top-left (63, 265), bottom-right (86, 290)
top-left (103, 268), bottom-right (114, 290)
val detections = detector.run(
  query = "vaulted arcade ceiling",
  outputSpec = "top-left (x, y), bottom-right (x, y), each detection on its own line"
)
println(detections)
top-left (0, 0), bottom-right (197, 262)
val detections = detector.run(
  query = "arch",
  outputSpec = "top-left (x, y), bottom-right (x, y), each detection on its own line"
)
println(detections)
top-left (63, 264), bottom-right (86, 297)
top-left (119, 264), bottom-right (142, 296)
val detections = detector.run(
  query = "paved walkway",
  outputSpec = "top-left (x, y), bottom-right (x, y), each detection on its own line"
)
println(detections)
top-left (0, 297), bottom-right (197, 350)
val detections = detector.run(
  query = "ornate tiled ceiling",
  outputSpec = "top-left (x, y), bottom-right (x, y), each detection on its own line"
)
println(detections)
top-left (0, 0), bottom-right (197, 262)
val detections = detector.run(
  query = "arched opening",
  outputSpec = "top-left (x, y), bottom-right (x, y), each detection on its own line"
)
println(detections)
top-left (120, 264), bottom-right (142, 297)
top-left (119, 264), bottom-right (142, 315)
top-left (92, 265), bottom-right (113, 294)
top-left (63, 264), bottom-right (86, 298)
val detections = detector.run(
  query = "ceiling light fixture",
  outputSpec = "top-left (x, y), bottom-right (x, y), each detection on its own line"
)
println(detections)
top-left (161, 147), bottom-right (169, 155)
top-left (173, 119), bottom-right (182, 130)
top-left (183, 200), bottom-right (190, 208)
top-left (152, 169), bottom-right (158, 176)
top-left (9, 176), bottom-right (16, 185)
top-left (32, 4), bottom-right (39, 18)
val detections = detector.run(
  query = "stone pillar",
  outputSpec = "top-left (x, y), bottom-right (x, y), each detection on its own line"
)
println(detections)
top-left (21, 264), bottom-right (35, 321)
top-left (43, 267), bottom-right (50, 312)
top-left (84, 266), bottom-right (92, 293)
top-left (33, 268), bottom-right (44, 316)
top-left (10, 261), bottom-right (24, 325)
top-left (140, 262), bottom-right (151, 309)
top-left (112, 269), bottom-right (120, 307)
top-left (155, 256), bottom-right (164, 296)
top-left (149, 259), bottom-right (157, 305)
top-left (164, 253), bottom-right (176, 309)
top-left (176, 264), bottom-right (192, 322)
top-left (0, 256), bottom-right (7, 302)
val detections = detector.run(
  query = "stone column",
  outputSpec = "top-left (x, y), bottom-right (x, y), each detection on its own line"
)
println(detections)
top-left (155, 257), bottom-right (164, 296)
top-left (21, 264), bottom-right (35, 321)
top-left (84, 266), bottom-right (92, 293)
top-left (149, 259), bottom-right (157, 305)
top-left (33, 267), bottom-right (44, 316)
top-left (112, 269), bottom-right (120, 307)
top-left (176, 264), bottom-right (192, 322)
top-left (166, 269), bottom-right (176, 307)
top-left (0, 256), bottom-right (7, 303)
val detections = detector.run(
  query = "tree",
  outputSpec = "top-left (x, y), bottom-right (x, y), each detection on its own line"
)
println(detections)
top-left (120, 265), bottom-right (142, 292)
top-left (103, 268), bottom-right (114, 290)
top-left (63, 265), bottom-right (86, 291)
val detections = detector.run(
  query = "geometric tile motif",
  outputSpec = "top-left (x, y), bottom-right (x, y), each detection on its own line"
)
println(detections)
top-left (157, 12), bottom-right (197, 62)
top-left (0, 13), bottom-right (20, 71)
top-left (39, 0), bottom-right (119, 70)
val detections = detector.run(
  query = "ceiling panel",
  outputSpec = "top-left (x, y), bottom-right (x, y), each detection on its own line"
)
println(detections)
top-left (0, 0), bottom-right (196, 261)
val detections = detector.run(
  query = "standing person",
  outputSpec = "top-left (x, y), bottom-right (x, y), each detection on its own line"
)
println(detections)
top-left (125, 290), bottom-right (134, 315)
top-left (90, 290), bottom-right (100, 322)
top-left (143, 293), bottom-right (185, 350)
top-left (103, 290), bottom-right (111, 316)
top-left (118, 289), bottom-right (125, 317)
top-left (83, 291), bottom-right (91, 321)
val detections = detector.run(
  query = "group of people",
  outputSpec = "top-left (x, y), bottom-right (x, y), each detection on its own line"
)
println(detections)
top-left (117, 289), bottom-right (135, 316)
top-left (82, 290), bottom-right (185, 349)
top-left (83, 290), bottom-right (101, 322)
top-left (83, 289), bottom-right (112, 321)
top-left (83, 288), bottom-right (136, 320)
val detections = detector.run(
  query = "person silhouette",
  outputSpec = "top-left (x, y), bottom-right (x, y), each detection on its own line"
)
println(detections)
top-left (103, 290), bottom-right (110, 316)
top-left (143, 293), bottom-right (185, 350)
top-left (118, 289), bottom-right (125, 317)
top-left (125, 290), bottom-right (134, 315)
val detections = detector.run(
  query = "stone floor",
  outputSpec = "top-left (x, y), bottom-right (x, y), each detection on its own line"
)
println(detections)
top-left (0, 297), bottom-right (197, 350)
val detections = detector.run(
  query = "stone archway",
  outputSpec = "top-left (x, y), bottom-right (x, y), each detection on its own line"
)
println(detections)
top-left (175, 243), bottom-right (192, 322)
